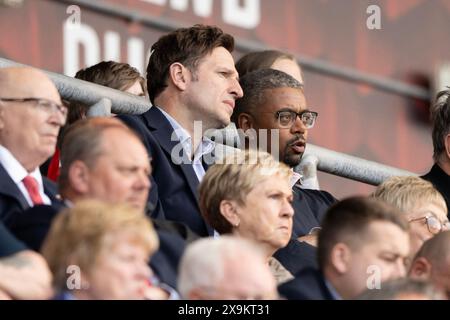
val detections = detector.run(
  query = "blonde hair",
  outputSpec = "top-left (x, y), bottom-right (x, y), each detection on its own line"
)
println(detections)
top-left (41, 200), bottom-right (158, 291)
top-left (199, 149), bottom-right (291, 234)
top-left (373, 176), bottom-right (447, 214)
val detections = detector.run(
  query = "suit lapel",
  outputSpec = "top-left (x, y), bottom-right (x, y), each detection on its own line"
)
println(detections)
top-left (142, 107), bottom-right (201, 200)
top-left (0, 163), bottom-right (29, 210)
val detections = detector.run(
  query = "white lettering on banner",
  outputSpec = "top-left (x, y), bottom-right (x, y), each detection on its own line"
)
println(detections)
top-left (104, 31), bottom-right (121, 62)
top-left (170, 0), bottom-right (213, 17)
top-left (141, 0), bottom-right (260, 29)
top-left (128, 37), bottom-right (146, 75)
top-left (64, 21), bottom-right (100, 76)
top-left (63, 22), bottom-right (150, 76)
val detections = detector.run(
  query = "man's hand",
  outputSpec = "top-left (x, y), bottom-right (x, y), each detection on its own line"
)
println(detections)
top-left (0, 250), bottom-right (53, 300)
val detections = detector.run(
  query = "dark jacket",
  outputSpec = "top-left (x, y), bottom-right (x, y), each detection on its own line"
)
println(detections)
top-left (278, 267), bottom-right (335, 300)
top-left (119, 108), bottom-right (214, 236)
top-left (422, 163), bottom-right (450, 218)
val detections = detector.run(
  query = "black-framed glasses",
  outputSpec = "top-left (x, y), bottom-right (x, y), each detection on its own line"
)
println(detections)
top-left (0, 97), bottom-right (68, 121)
top-left (408, 215), bottom-right (450, 235)
top-left (273, 110), bottom-right (318, 129)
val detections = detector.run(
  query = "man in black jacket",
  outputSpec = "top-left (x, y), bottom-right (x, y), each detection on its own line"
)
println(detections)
top-left (422, 89), bottom-right (450, 218)
top-left (279, 197), bottom-right (410, 300)
top-left (231, 69), bottom-right (337, 241)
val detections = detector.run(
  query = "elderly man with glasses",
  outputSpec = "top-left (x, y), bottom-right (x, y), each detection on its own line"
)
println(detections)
top-left (231, 68), bottom-right (337, 275)
top-left (0, 67), bottom-right (65, 229)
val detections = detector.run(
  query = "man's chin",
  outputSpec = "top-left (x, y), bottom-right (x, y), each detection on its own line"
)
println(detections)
top-left (283, 153), bottom-right (303, 168)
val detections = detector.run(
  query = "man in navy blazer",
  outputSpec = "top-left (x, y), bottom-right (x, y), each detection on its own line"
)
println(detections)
top-left (0, 67), bottom-right (65, 228)
top-left (119, 25), bottom-right (243, 237)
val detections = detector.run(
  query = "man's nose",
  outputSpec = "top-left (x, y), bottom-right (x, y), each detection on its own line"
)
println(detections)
top-left (290, 115), bottom-right (307, 134)
top-left (231, 78), bottom-right (244, 99)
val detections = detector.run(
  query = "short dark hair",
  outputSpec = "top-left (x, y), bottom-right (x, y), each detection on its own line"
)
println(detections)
top-left (235, 50), bottom-right (296, 78)
top-left (231, 68), bottom-right (303, 126)
top-left (75, 61), bottom-right (145, 92)
top-left (147, 24), bottom-right (234, 104)
top-left (412, 230), bottom-right (450, 268)
top-left (317, 196), bottom-right (408, 270)
top-left (68, 61), bottom-right (145, 125)
top-left (431, 89), bottom-right (450, 162)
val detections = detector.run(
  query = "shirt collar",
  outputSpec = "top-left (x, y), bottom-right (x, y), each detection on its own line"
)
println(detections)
top-left (324, 279), bottom-right (342, 300)
top-left (0, 145), bottom-right (44, 187)
top-left (157, 106), bottom-right (215, 160)
top-left (290, 169), bottom-right (303, 188)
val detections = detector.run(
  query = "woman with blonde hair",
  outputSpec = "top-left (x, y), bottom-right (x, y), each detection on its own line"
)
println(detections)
top-left (199, 150), bottom-right (297, 284)
top-left (42, 200), bottom-right (160, 300)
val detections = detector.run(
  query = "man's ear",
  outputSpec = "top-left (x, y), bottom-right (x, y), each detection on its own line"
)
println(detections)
top-left (409, 257), bottom-right (432, 280)
top-left (330, 243), bottom-right (351, 274)
top-left (237, 113), bottom-right (255, 132)
top-left (219, 199), bottom-right (240, 228)
top-left (68, 160), bottom-right (91, 194)
top-left (168, 62), bottom-right (189, 91)
top-left (445, 134), bottom-right (450, 160)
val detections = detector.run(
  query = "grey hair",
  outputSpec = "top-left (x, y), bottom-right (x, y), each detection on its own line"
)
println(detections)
top-left (231, 68), bottom-right (303, 124)
top-left (357, 278), bottom-right (444, 300)
top-left (431, 88), bottom-right (450, 162)
top-left (177, 236), bottom-right (264, 299)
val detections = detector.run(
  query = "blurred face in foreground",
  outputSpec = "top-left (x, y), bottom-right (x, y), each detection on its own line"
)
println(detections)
top-left (80, 231), bottom-right (152, 300)
top-left (330, 221), bottom-right (410, 299)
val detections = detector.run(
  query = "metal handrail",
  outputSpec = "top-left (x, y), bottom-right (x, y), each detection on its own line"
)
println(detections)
top-left (0, 57), bottom-right (150, 115)
top-left (53, 0), bottom-right (430, 101)
top-left (0, 56), bottom-right (417, 185)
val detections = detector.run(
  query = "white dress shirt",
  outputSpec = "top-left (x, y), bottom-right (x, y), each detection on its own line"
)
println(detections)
top-left (157, 107), bottom-right (219, 238)
top-left (157, 107), bottom-right (215, 182)
top-left (0, 145), bottom-right (51, 206)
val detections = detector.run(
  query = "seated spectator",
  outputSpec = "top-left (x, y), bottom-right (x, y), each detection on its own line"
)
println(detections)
top-left (236, 50), bottom-right (304, 85)
top-left (231, 68), bottom-right (336, 243)
top-left (422, 89), bottom-right (450, 217)
top-left (41, 200), bottom-right (159, 300)
top-left (0, 222), bottom-right (52, 300)
top-left (373, 176), bottom-right (449, 264)
top-left (357, 278), bottom-right (444, 300)
top-left (45, 61), bottom-right (147, 182)
top-left (119, 24), bottom-right (243, 237)
top-left (279, 197), bottom-right (410, 300)
top-left (0, 67), bottom-right (64, 227)
top-left (68, 60), bottom-right (146, 123)
top-left (58, 117), bottom-right (191, 289)
top-left (178, 236), bottom-right (278, 300)
top-left (409, 231), bottom-right (450, 299)
top-left (199, 149), bottom-right (316, 283)
top-left (235, 50), bottom-right (322, 191)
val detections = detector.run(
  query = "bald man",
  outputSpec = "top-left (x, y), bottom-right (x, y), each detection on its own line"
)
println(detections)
top-left (409, 231), bottom-right (450, 299)
top-left (0, 67), bottom-right (65, 227)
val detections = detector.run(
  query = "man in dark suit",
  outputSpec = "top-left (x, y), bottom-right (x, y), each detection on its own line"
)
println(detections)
top-left (421, 89), bottom-right (450, 218)
top-left (279, 197), bottom-right (410, 300)
top-left (230, 69), bottom-right (337, 276)
top-left (0, 67), bottom-right (65, 227)
top-left (231, 69), bottom-right (336, 242)
top-left (119, 24), bottom-right (243, 237)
